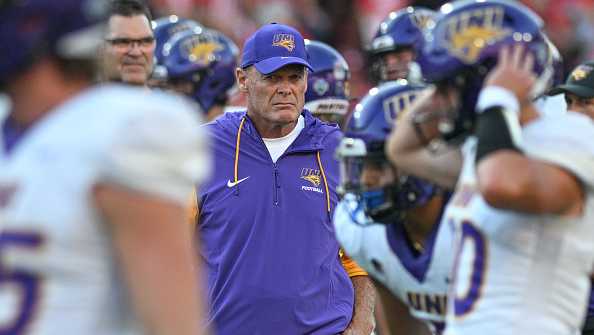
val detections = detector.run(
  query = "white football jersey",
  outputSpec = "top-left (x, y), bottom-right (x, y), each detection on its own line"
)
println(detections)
top-left (444, 112), bottom-right (594, 335)
top-left (0, 85), bottom-right (209, 335)
top-left (0, 94), bottom-right (9, 120)
top-left (334, 195), bottom-right (455, 334)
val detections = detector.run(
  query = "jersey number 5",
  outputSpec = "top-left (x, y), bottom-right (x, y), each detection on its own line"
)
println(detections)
top-left (0, 231), bottom-right (44, 335)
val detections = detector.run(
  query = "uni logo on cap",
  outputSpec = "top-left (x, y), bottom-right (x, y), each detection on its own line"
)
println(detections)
top-left (272, 33), bottom-right (295, 52)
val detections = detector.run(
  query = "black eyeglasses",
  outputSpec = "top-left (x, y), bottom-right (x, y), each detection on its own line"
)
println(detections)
top-left (105, 36), bottom-right (155, 49)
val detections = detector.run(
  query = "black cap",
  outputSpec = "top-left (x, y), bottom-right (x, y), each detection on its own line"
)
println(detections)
top-left (548, 61), bottom-right (594, 98)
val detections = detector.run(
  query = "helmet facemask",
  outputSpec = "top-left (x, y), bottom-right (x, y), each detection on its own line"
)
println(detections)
top-left (337, 138), bottom-right (437, 225)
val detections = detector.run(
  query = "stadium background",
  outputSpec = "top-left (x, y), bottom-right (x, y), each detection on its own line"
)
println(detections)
top-left (147, 0), bottom-right (594, 100)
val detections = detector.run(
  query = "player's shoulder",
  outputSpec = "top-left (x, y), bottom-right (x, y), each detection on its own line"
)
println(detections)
top-left (41, 85), bottom-right (204, 163)
top-left (524, 111), bottom-right (594, 150)
top-left (76, 85), bottom-right (204, 147)
top-left (89, 84), bottom-right (202, 125)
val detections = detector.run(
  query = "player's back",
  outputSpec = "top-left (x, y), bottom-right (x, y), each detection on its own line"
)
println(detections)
top-left (0, 84), bottom-right (202, 334)
top-left (444, 112), bottom-right (594, 335)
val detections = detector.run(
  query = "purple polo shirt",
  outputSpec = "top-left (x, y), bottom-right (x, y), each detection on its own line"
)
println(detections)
top-left (198, 110), bottom-right (353, 334)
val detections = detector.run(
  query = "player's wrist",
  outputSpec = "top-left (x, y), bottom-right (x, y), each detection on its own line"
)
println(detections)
top-left (475, 86), bottom-right (523, 162)
top-left (477, 86), bottom-right (520, 115)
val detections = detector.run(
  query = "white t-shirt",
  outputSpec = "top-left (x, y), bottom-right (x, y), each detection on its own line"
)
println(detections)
top-left (262, 114), bottom-right (304, 163)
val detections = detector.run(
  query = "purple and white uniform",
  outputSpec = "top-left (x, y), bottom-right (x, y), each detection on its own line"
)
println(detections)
top-left (443, 111), bottom-right (594, 335)
top-left (0, 85), bottom-right (208, 335)
top-left (334, 194), bottom-right (455, 335)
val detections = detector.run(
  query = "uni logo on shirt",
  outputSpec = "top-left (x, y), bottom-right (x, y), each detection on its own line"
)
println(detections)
top-left (300, 168), bottom-right (323, 194)
top-left (272, 33), bottom-right (295, 52)
top-left (301, 168), bottom-right (321, 186)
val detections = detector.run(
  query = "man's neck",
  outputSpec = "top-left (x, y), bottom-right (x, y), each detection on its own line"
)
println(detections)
top-left (8, 60), bottom-right (90, 129)
top-left (247, 112), bottom-right (299, 139)
top-left (403, 195), bottom-right (443, 243)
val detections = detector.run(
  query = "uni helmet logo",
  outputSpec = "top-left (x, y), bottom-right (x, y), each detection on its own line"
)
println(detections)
top-left (383, 90), bottom-right (421, 124)
top-left (182, 36), bottom-right (222, 66)
top-left (410, 11), bottom-right (434, 30)
top-left (272, 33), bottom-right (295, 52)
top-left (571, 65), bottom-right (593, 81)
top-left (444, 6), bottom-right (512, 64)
top-left (300, 168), bottom-right (321, 187)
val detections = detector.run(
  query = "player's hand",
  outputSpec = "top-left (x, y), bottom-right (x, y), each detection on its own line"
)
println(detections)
top-left (484, 43), bottom-right (536, 107)
top-left (407, 84), bottom-right (460, 143)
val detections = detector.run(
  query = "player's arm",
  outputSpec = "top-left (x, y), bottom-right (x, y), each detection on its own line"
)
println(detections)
top-left (95, 101), bottom-right (210, 335)
top-left (385, 87), bottom-right (462, 189)
top-left (477, 151), bottom-right (584, 215)
top-left (374, 280), bottom-right (431, 335)
top-left (475, 45), bottom-right (585, 216)
top-left (94, 184), bottom-right (208, 335)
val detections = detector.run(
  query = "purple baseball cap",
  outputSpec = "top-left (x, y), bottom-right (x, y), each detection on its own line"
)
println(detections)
top-left (240, 23), bottom-right (313, 74)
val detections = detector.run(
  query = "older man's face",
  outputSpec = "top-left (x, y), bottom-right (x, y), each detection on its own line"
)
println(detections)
top-left (103, 14), bottom-right (155, 86)
top-left (243, 64), bottom-right (307, 126)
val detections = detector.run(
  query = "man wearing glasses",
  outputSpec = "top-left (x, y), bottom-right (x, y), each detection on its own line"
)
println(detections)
top-left (102, 0), bottom-right (155, 86)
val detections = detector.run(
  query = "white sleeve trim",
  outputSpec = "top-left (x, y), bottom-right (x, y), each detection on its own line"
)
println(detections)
top-left (477, 86), bottom-right (523, 147)
top-left (476, 86), bottom-right (520, 114)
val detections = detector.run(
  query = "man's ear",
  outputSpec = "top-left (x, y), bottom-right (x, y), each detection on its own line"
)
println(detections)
top-left (236, 67), bottom-right (248, 92)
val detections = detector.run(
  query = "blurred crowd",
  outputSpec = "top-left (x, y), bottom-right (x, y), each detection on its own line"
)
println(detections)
top-left (147, 0), bottom-right (594, 99)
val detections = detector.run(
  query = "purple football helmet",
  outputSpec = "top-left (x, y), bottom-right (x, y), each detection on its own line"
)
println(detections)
top-left (304, 40), bottom-right (350, 124)
top-left (544, 35), bottom-right (564, 88)
top-left (417, 0), bottom-right (553, 143)
top-left (369, 7), bottom-right (437, 83)
top-left (336, 81), bottom-right (438, 225)
top-left (0, 0), bottom-right (108, 85)
top-left (152, 16), bottom-right (202, 65)
top-left (151, 15), bottom-right (201, 80)
top-left (162, 28), bottom-right (239, 113)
